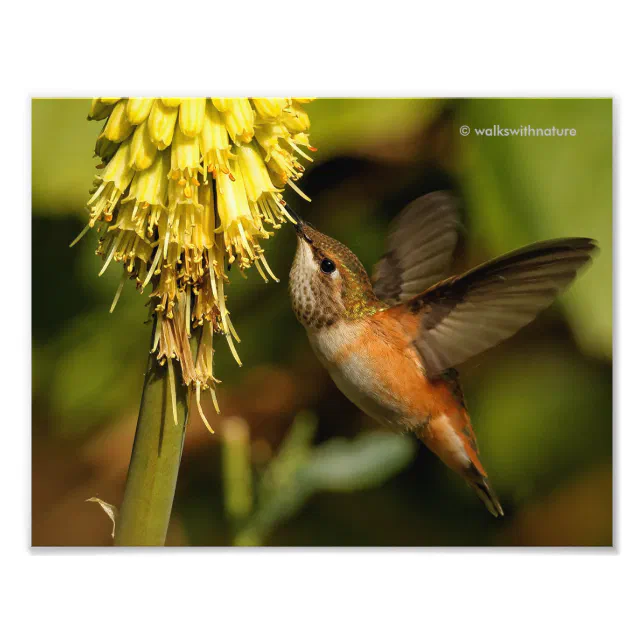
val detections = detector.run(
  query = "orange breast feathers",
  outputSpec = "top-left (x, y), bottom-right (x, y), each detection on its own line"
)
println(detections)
top-left (328, 308), bottom-right (461, 424)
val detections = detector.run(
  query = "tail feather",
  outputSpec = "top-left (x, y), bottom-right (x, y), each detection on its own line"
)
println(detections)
top-left (467, 472), bottom-right (504, 518)
top-left (417, 403), bottom-right (504, 518)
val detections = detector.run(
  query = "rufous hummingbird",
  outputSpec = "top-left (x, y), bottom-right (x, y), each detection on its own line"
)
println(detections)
top-left (288, 192), bottom-right (596, 517)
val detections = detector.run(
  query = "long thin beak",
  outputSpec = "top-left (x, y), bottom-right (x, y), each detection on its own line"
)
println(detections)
top-left (285, 203), bottom-right (313, 243)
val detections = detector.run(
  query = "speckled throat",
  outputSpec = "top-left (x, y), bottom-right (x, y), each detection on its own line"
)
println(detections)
top-left (289, 224), bottom-right (386, 330)
top-left (289, 265), bottom-right (343, 329)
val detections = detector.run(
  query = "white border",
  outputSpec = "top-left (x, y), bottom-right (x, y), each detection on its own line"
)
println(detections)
top-left (7, 1), bottom-right (641, 643)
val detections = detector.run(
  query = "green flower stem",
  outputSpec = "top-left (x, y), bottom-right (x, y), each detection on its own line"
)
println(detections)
top-left (114, 319), bottom-right (192, 546)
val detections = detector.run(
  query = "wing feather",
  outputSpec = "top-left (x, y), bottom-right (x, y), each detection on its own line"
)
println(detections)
top-left (372, 192), bottom-right (461, 304)
top-left (400, 238), bottom-right (597, 377)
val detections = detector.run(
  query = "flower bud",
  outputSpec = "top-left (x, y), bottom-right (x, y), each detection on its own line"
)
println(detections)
top-left (126, 97), bottom-right (155, 125)
top-left (179, 98), bottom-right (207, 137)
top-left (148, 100), bottom-right (179, 150)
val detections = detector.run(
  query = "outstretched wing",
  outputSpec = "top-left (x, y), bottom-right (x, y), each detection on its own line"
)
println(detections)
top-left (372, 192), bottom-right (461, 305)
top-left (399, 238), bottom-right (597, 377)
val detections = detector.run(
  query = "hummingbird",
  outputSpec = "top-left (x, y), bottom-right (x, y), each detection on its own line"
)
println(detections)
top-left (288, 191), bottom-right (596, 517)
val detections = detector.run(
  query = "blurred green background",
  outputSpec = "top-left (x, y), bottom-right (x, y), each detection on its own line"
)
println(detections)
top-left (31, 98), bottom-right (612, 546)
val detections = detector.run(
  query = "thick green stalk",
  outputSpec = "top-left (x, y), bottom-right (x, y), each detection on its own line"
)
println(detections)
top-left (114, 320), bottom-right (191, 546)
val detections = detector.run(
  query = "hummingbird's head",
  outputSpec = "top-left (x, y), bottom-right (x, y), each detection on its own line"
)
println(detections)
top-left (289, 218), bottom-right (382, 330)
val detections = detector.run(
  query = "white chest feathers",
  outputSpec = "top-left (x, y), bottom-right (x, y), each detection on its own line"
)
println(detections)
top-left (307, 321), bottom-right (412, 429)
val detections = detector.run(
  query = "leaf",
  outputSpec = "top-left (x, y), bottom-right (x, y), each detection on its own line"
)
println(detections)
top-left (86, 497), bottom-right (119, 539)
top-left (233, 421), bottom-right (417, 545)
top-left (300, 431), bottom-right (417, 492)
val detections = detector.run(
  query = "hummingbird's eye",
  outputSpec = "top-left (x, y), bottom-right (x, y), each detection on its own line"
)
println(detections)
top-left (320, 258), bottom-right (336, 274)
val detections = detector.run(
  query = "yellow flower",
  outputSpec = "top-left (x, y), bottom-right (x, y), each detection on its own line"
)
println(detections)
top-left (80, 97), bottom-right (315, 427)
